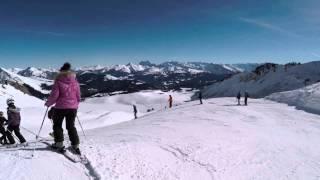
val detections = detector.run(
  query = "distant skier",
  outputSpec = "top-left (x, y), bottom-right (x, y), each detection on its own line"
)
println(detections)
top-left (5, 98), bottom-right (27, 145)
top-left (244, 91), bottom-right (249, 106)
top-left (45, 62), bottom-right (81, 155)
top-left (133, 105), bottom-right (138, 119)
top-left (236, 91), bottom-right (241, 105)
top-left (199, 92), bottom-right (203, 105)
top-left (168, 95), bottom-right (173, 108)
top-left (0, 111), bottom-right (8, 145)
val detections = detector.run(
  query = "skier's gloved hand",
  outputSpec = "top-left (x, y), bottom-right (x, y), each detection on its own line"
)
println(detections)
top-left (48, 108), bottom-right (55, 120)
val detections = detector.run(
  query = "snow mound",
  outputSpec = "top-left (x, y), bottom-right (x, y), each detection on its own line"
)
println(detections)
top-left (266, 82), bottom-right (320, 115)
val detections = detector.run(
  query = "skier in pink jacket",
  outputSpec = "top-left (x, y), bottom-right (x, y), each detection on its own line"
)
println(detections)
top-left (45, 62), bottom-right (81, 154)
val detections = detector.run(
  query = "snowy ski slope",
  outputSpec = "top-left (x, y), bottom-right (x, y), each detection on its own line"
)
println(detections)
top-left (0, 95), bottom-right (320, 179)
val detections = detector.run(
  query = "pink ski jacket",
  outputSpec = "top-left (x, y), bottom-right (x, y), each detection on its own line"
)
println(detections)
top-left (45, 71), bottom-right (81, 109)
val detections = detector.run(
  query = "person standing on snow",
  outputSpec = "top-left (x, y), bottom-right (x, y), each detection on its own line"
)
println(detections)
top-left (45, 62), bottom-right (81, 155)
top-left (244, 91), bottom-right (249, 106)
top-left (199, 92), bottom-right (203, 105)
top-left (133, 105), bottom-right (138, 119)
top-left (0, 111), bottom-right (8, 145)
top-left (168, 95), bottom-right (173, 108)
top-left (237, 91), bottom-right (241, 105)
top-left (5, 99), bottom-right (27, 145)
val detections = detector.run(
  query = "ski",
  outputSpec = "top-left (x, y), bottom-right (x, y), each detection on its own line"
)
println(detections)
top-left (41, 141), bottom-right (82, 163)
top-left (60, 149), bottom-right (82, 163)
top-left (0, 139), bottom-right (48, 150)
top-left (0, 143), bottom-right (29, 150)
top-left (65, 146), bottom-right (89, 164)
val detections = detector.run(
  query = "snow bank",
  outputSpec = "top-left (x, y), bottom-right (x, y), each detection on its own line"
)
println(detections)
top-left (266, 82), bottom-right (320, 115)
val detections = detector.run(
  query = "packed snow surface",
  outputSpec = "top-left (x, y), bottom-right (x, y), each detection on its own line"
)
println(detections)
top-left (0, 89), bottom-right (320, 179)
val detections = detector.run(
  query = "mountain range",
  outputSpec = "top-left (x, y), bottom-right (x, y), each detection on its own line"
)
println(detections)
top-left (2, 61), bottom-right (259, 98)
top-left (3, 60), bottom-right (320, 101)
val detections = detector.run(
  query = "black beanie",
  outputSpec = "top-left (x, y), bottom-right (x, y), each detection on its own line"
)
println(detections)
top-left (60, 62), bottom-right (71, 71)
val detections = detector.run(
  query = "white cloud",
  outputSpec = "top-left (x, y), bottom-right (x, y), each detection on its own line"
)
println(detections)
top-left (239, 17), bottom-right (301, 38)
top-left (311, 52), bottom-right (320, 58)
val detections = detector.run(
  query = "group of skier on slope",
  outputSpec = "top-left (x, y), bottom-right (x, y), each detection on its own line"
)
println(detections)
top-left (237, 91), bottom-right (250, 106)
top-left (0, 63), bottom-right (81, 155)
top-left (196, 90), bottom-right (249, 106)
top-left (0, 99), bottom-right (27, 145)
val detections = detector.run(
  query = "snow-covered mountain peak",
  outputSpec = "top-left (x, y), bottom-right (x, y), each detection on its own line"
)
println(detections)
top-left (7, 67), bottom-right (23, 74)
top-left (111, 64), bottom-right (132, 73)
top-left (76, 65), bottom-right (107, 71)
top-left (126, 62), bottom-right (145, 72)
top-left (0, 67), bottom-right (52, 97)
top-left (17, 67), bottom-right (58, 80)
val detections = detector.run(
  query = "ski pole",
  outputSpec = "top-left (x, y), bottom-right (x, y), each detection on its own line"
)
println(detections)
top-left (20, 126), bottom-right (48, 140)
top-left (32, 107), bottom-right (49, 157)
top-left (76, 116), bottom-right (86, 138)
top-left (36, 107), bottom-right (49, 139)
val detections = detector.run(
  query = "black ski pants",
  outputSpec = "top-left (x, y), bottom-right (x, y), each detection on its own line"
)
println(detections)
top-left (0, 126), bottom-right (7, 144)
top-left (53, 109), bottom-right (80, 146)
top-left (6, 125), bottom-right (26, 144)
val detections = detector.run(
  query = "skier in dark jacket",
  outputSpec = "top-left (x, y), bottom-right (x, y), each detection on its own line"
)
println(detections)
top-left (244, 91), bottom-right (249, 106)
top-left (6, 98), bottom-right (27, 145)
top-left (168, 95), bottom-right (173, 108)
top-left (0, 111), bottom-right (8, 145)
top-left (45, 62), bottom-right (81, 154)
top-left (199, 92), bottom-right (203, 105)
top-left (237, 91), bottom-right (241, 105)
top-left (133, 105), bottom-right (138, 119)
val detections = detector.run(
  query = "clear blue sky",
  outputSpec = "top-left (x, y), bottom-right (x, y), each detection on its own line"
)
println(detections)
top-left (0, 0), bottom-right (319, 68)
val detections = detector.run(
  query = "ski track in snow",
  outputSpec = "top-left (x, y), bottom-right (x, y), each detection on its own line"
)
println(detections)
top-left (1, 98), bottom-right (320, 179)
